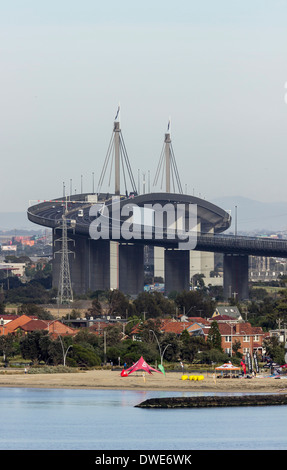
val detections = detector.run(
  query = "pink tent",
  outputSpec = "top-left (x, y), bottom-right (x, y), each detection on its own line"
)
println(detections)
top-left (124, 356), bottom-right (163, 375)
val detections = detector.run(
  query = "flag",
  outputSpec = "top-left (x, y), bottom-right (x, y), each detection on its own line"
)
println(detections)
top-left (253, 352), bottom-right (259, 373)
top-left (115, 105), bottom-right (120, 120)
top-left (246, 352), bottom-right (252, 373)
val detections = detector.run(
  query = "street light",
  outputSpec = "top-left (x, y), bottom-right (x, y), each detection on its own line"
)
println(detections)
top-left (149, 329), bottom-right (170, 365)
top-left (1, 318), bottom-right (5, 363)
top-left (58, 335), bottom-right (73, 367)
top-left (122, 318), bottom-right (138, 337)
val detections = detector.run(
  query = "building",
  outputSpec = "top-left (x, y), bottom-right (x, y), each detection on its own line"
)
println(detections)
top-left (0, 315), bottom-right (77, 337)
top-left (0, 262), bottom-right (26, 277)
top-left (217, 321), bottom-right (265, 358)
top-left (212, 306), bottom-right (243, 321)
top-left (130, 316), bottom-right (265, 360)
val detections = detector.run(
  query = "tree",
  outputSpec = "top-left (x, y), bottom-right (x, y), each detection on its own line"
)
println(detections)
top-left (273, 289), bottom-right (287, 322)
top-left (106, 289), bottom-right (133, 317)
top-left (133, 292), bottom-right (161, 318)
top-left (179, 329), bottom-right (208, 363)
top-left (0, 333), bottom-right (20, 362)
top-left (104, 324), bottom-right (123, 347)
top-left (67, 343), bottom-right (101, 368)
top-left (191, 273), bottom-right (205, 289)
top-left (18, 303), bottom-right (54, 320)
top-left (175, 290), bottom-right (215, 318)
top-left (87, 298), bottom-right (102, 317)
top-left (263, 336), bottom-right (285, 364)
top-left (207, 320), bottom-right (222, 352)
top-left (232, 339), bottom-right (242, 358)
top-left (19, 331), bottom-right (52, 364)
top-left (160, 333), bottom-right (179, 362)
top-left (137, 318), bottom-right (162, 343)
top-left (0, 303), bottom-right (5, 315)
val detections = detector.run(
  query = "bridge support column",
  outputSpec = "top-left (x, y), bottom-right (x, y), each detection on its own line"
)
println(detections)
top-left (119, 243), bottom-right (144, 295)
top-left (223, 254), bottom-right (249, 301)
top-left (87, 239), bottom-right (111, 292)
top-left (70, 236), bottom-right (111, 295)
top-left (165, 249), bottom-right (190, 294)
top-left (52, 231), bottom-right (111, 295)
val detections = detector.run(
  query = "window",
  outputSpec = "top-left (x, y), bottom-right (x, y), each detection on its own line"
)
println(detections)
top-left (243, 335), bottom-right (250, 342)
top-left (225, 336), bottom-right (232, 342)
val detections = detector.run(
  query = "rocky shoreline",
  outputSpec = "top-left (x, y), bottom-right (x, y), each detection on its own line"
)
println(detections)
top-left (136, 394), bottom-right (287, 408)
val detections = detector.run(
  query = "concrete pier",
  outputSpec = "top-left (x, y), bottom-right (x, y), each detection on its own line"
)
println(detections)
top-left (53, 231), bottom-right (110, 295)
top-left (164, 248), bottom-right (190, 294)
top-left (223, 253), bottom-right (249, 301)
top-left (118, 243), bottom-right (144, 295)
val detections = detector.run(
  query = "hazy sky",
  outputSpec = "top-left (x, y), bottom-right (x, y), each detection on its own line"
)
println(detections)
top-left (1, 0), bottom-right (287, 213)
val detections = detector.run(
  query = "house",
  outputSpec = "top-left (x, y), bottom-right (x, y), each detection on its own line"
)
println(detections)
top-left (218, 322), bottom-right (265, 358)
top-left (0, 314), bottom-right (22, 325)
top-left (0, 315), bottom-right (35, 335)
top-left (0, 315), bottom-right (77, 337)
top-left (161, 320), bottom-right (206, 338)
top-left (212, 306), bottom-right (243, 321)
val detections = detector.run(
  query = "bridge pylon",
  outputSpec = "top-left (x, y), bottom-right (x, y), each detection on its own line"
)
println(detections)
top-left (153, 119), bottom-right (183, 194)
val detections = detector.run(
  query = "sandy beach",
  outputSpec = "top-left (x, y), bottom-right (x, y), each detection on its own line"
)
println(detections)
top-left (0, 369), bottom-right (286, 393)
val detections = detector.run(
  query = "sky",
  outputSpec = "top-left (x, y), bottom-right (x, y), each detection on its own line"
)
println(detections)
top-left (1, 0), bottom-right (287, 214)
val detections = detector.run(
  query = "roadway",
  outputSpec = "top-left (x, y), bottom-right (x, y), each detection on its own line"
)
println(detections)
top-left (27, 193), bottom-right (287, 259)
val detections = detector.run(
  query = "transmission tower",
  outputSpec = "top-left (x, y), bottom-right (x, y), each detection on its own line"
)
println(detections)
top-left (54, 211), bottom-right (75, 305)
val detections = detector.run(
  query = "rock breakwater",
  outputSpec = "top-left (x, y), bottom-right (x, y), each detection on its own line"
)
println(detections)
top-left (136, 394), bottom-right (287, 408)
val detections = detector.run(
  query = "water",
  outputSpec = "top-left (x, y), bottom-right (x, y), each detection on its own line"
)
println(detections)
top-left (0, 387), bottom-right (286, 450)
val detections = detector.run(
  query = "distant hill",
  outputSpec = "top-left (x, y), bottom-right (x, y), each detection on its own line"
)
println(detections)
top-left (0, 212), bottom-right (40, 231)
top-left (211, 196), bottom-right (287, 234)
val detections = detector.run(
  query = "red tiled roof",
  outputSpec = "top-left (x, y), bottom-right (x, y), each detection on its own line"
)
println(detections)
top-left (1, 315), bottom-right (35, 335)
top-left (187, 317), bottom-right (210, 325)
top-left (20, 319), bottom-right (49, 331)
top-left (162, 322), bottom-right (193, 334)
top-left (210, 315), bottom-right (235, 321)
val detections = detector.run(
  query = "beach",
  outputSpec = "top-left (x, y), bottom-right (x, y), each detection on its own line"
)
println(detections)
top-left (0, 369), bottom-right (286, 393)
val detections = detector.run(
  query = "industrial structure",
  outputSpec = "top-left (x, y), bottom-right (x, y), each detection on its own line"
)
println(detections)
top-left (27, 112), bottom-right (287, 303)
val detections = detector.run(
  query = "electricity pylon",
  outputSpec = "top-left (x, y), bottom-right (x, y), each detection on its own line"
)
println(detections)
top-left (54, 211), bottom-right (74, 304)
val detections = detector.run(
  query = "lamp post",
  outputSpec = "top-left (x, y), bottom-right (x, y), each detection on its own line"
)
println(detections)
top-left (104, 330), bottom-right (107, 365)
top-left (122, 318), bottom-right (138, 337)
top-left (1, 318), bottom-right (5, 363)
top-left (58, 335), bottom-right (72, 366)
top-left (149, 329), bottom-right (170, 365)
top-left (230, 324), bottom-right (233, 358)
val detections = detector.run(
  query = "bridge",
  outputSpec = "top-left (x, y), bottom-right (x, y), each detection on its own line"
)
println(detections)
top-left (27, 191), bottom-right (287, 302)
top-left (27, 113), bottom-right (287, 302)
